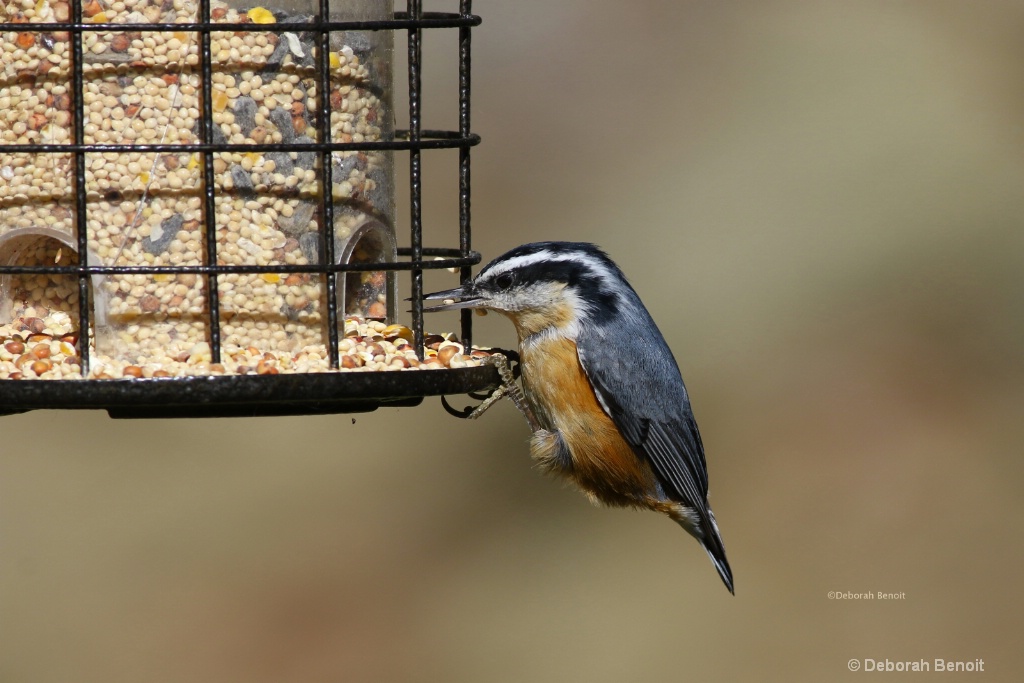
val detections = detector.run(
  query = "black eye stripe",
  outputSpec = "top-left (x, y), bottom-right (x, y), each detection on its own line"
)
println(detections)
top-left (508, 261), bottom-right (609, 290)
top-left (482, 260), bottom-right (625, 314)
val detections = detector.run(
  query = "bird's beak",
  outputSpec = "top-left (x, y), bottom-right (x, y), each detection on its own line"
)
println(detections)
top-left (421, 284), bottom-right (486, 312)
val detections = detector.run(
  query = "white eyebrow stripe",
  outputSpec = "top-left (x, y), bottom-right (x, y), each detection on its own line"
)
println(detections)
top-left (480, 249), bottom-right (619, 284)
top-left (479, 250), bottom-right (556, 278)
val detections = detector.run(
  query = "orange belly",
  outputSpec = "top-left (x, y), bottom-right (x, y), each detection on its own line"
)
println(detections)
top-left (521, 337), bottom-right (658, 508)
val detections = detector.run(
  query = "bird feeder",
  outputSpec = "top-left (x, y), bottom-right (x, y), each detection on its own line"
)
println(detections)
top-left (0, 0), bottom-right (494, 417)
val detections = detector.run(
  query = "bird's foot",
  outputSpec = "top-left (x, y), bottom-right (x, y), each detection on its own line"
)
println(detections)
top-left (470, 353), bottom-right (542, 431)
top-left (440, 352), bottom-right (542, 431)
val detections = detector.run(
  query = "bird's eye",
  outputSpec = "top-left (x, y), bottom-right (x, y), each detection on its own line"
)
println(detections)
top-left (494, 273), bottom-right (514, 289)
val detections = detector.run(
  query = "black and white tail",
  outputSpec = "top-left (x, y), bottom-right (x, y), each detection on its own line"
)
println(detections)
top-left (698, 509), bottom-right (733, 594)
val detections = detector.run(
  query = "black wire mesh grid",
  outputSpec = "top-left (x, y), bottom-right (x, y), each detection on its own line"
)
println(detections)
top-left (0, 0), bottom-right (498, 417)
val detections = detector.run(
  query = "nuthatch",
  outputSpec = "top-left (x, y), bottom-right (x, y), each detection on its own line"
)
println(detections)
top-left (424, 242), bottom-right (733, 593)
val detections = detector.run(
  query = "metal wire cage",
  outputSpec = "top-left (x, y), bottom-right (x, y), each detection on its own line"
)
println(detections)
top-left (0, 0), bottom-right (496, 417)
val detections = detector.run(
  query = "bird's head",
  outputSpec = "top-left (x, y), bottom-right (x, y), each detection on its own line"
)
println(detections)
top-left (423, 242), bottom-right (630, 339)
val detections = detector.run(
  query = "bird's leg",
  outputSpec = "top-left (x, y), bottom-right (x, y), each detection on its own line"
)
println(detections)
top-left (470, 353), bottom-right (542, 432)
top-left (465, 383), bottom-right (508, 418)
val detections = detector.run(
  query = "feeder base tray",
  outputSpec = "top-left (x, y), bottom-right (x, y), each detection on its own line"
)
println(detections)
top-left (0, 366), bottom-right (499, 419)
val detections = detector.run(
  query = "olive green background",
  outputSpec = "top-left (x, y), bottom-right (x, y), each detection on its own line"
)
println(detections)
top-left (2, 1), bottom-right (1023, 681)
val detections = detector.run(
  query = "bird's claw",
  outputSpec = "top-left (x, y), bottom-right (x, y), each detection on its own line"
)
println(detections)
top-left (439, 350), bottom-right (538, 429)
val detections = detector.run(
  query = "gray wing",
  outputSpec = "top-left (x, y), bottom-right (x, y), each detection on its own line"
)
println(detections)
top-left (576, 319), bottom-right (709, 508)
top-left (576, 304), bottom-right (734, 593)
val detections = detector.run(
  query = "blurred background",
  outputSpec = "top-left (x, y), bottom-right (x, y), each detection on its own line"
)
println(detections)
top-left (3, 0), bottom-right (1023, 681)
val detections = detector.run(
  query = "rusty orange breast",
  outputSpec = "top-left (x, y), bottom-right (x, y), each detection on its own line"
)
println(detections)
top-left (521, 336), bottom-right (657, 507)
